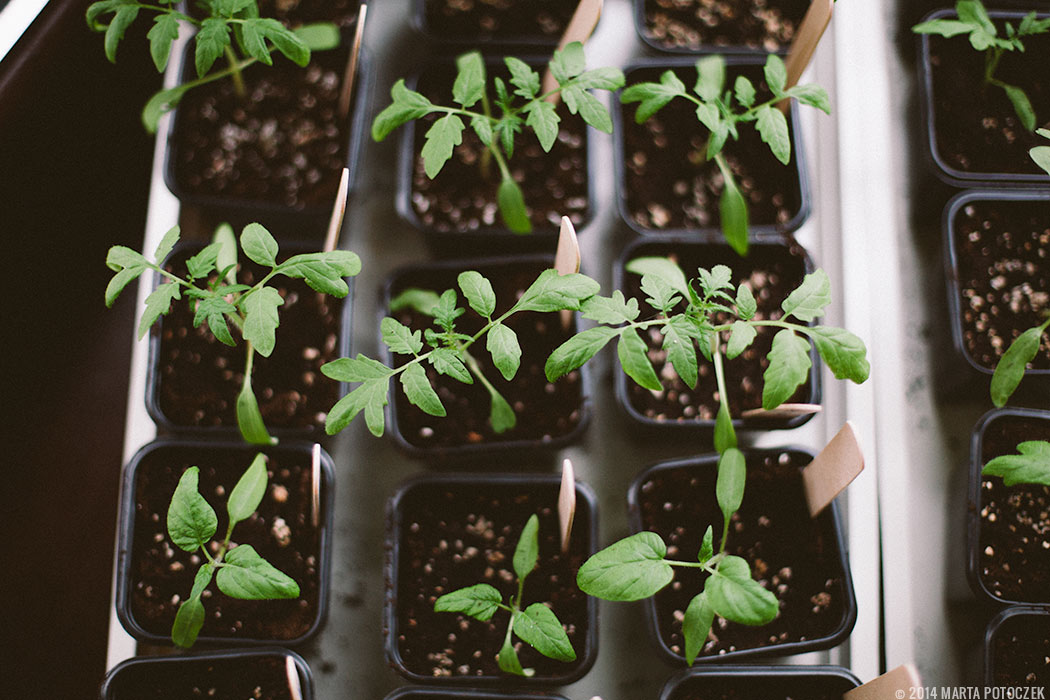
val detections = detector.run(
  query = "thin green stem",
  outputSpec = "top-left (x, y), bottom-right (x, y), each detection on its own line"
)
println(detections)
top-left (224, 45), bottom-right (246, 97)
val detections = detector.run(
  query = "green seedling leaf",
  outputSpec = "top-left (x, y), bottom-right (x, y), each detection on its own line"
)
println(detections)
top-left (755, 105), bottom-right (791, 165)
top-left (762, 329), bottom-right (811, 410)
top-left (487, 324), bottom-right (522, 381)
top-left (506, 56), bottom-right (540, 99)
top-left (390, 289), bottom-right (442, 315)
top-left (513, 514), bottom-right (540, 580)
top-left (400, 363), bottom-right (446, 417)
top-left (373, 80), bottom-right (434, 141)
top-left (983, 441), bottom-right (1050, 487)
top-left (195, 18), bottom-right (231, 78)
top-left (1031, 145), bottom-right (1050, 175)
top-left (499, 635), bottom-right (529, 676)
top-left (430, 348), bottom-right (473, 384)
top-left (240, 18), bottom-right (272, 65)
top-left (663, 320), bottom-right (698, 389)
top-left (236, 374), bottom-right (275, 445)
top-left (321, 354), bottom-right (392, 382)
top-left (714, 403), bottom-right (736, 454)
top-left (488, 388), bottom-right (516, 434)
top-left (683, 592), bottom-right (715, 665)
top-left (498, 177), bottom-right (531, 234)
top-left (167, 467), bottom-right (218, 552)
top-left (1002, 83), bottom-right (1036, 131)
top-left (422, 113), bottom-right (465, 178)
top-left (453, 52), bottom-right (486, 108)
top-left (185, 242), bottom-right (222, 280)
top-left (142, 84), bottom-right (190, 133)
top-left (216, 545), bottom-right (300, 599)
top-left (227, 453), bottom-right (268, 526)
top-left (545, 326), bottom-right (619, 382)
top-left (549, 41), bottom-right (586, 83)
top-left (103, 4), bottom-right (139, 63)
top-left (912, 18), bottom-right (975, 37)
top-left (562, 84), bottom-right (613, 133)
top-left (716, 448), bottom-right (746, 523)
top-left (719, 169), bottom-right (749, 256)
top-left (958, 0), bottom-right (996, 36)
top-left (618, 328), bottom-right (662, 392)
top-left (627, 257), bottom-right (689, 297)
top-left (990, 326), bottom-right (1044, 406)
top-left (381, 317), bottom-right (424, 356)
top-left (640, 274), bottom-right (683, 313)
top-left (138, 282), bottom-right (181, 339)
top-left (698, 526), bottom-right (714, 565)
top-left (154, 224), bottom-right (180, 264)
top-left (694, 55), bottom-right (725, 102)
top-left (573, 67), bottom-right (626, 92)
top-left (279, 251), bottom-right (360, 296)
top-left (785, 84), bottom-right (832, 114)
top-left (472, 115), bottom-right (493, 146)
top-left (170, 562), bottom-right (215, 648)
top-left (241, 222), bottom-right (279, 267)
top-left (734, 76), bottom-right (756, 108)
top-left (726, 320), bottom-right (757, 360)
top-left (458, 271), bottom-right (496, 318)
top-left (324, 377), bottom-right (389, 436)
top-left (434, 583), bottom-right (502, 621)
top-left (736, 285), bottom-right (757, 321)
top-left (515, 269), bottom-right (600, 313)
top-left (763, 54), bottom-right (788, 95)
top-left (706, 555), bottom-right (778, 625)
top-left (291, 22), bottom-right (339, 53)
top-left (698, 265), bottom-right (733, 297)
top-left (782, 269), bottom-right (831, 321)
top-left (214, 222), bottom-right (237, 284)
top-left (148, 13), bottom-right (180, 71)
top-left (621, 70), bottom-right (687, 123)
top-left (577, 531), bottom-right (674, 601)
top-left (242, 286), bottom-right (283, 357)
top-left (581, 291), bottom-right (640, 325)
top-left (523, 100), bottom-right (559, 151)
top-left (515, 604), bottom-right (576, 662)
top-left (810, 326), bottom-right (871, 383)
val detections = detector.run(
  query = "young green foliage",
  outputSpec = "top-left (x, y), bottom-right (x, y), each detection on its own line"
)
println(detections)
top-left (166, 453), bottom-right (300, 648)
top-left (620, 54), bottom-right (831, 255)
top-left (106, 222), bottom-right (361, 444)
top-left (321, 268), bottom-right (599, 438)
top-left (913, 0), bottom-right (1050, 131)
top-left (983, 440), bottom-right (1050, 487)
top-left (372, 42), bottom-right (624, 234)
top-left (1030, 127), bottom-right (1050, 174)
top-left (85, 0), bottom-right (340, 132)
top-left (434, 514), bottom-right (576, 676)
top-left (989, 315), bottom-right (1050, 407)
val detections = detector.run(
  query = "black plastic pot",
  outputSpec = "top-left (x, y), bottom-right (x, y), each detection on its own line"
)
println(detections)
top-left (613, 235), bottom-right (822, 434)
top-left (99, 647), bottom-right (313, 699)
top-left (144, 241), bottom-right (353, 441)
top-left (916, 8), bottom-right (1050, 188)
top-left (633, 0), bottom-right (811, 55)
top-left (412, 0), bottom-right (586, 48)
top-left (984, 605), bottom-right (1050, 685)
top-left (395, 55), bottom-right (594, 256)
top-left (379, 255), bottom-right (592, 459)
top-left (968, 407), bottom-right (1050, 607)
top-left (659, 665), bottom-right (861, 700)
top-left (615, 56), bottom-right (811, 240)
top-left (943, 190), bottom-right (1050, 394)
top-left (385, 472), bottom-right (599, 685)
top-left (628, 448), bottom-right (857, 664)
top-left (384, 688), bottom-right (570, 700)
top-left (115, 439), bottom-right (334, 647)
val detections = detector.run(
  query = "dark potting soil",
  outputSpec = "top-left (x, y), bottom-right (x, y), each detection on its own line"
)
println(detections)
top-left (155, 247), bottom-right (344, 433)
top-left (665, 672), bottom-right (857, 700)
top-left (387, 260), bottom-right (586, 450)
top-left (636, 451), bottom-right (848, 659)
top-left (641, 0), bottom-right (808, 52)
top-left (951, 199), bottom-right (1050, 371)
top-left (127, 445), bottom-right (324, 641)
top-left (410, 63), bottom-right (589, 235)
top-left (977, 414), bottom-right (1050, 603)
top-left (105, 653), bottom-right (303, 699)
top-left (422, 0), bottom-right (576, 42)
top-left (393, 481), bottom-right (593, 679)
top-left (989, 611), bottom-right (1050, 684)
top-left (190, 0), bottom-right (362, 30)
top-left (927, 22), bottom-right (1050, 177)
top-left (621, 64), bottom-right (803, 233)
top-left (622, 241), bottom-right (812, 423)
top-left (170, 47), bottom-right (351, 210)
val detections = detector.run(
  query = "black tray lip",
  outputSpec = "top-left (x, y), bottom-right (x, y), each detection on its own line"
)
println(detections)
top-left (631, 0), bottom-right (803, 56)
top-left (658, 663), bottom-right (862, 700)
top-left (377, 254), bottom-right (594, 460)
top-left (983, 603), bottom-right (1050, 686)
top-left (611, 233), bottom-right (823, 433)
top-left (612, 54), bottom-right (812, 241)
top-left (968, 406), bottom-right (1050, 607)
top-left (99, 646), bottom-right (314, 700)
top-left (942, 188), bottom-right (1050, 378)
top-left (383, 686), bottom-right (571, 700)
top-left (114, 437), bottom-right (336, 648)
top-left (384, 471), bottom-right (600, 687)
top-left (626, 447), bottom-right (858, 665)
top-left (916, 7), bottom-right (1050, 188)
top-left (143, 239), bottom-right (354, 441)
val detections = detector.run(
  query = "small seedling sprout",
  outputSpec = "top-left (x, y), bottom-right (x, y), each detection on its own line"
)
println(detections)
top-left (434, 514), bottom-right (576, 676)
top-left (983, 440), bottom-right (1050, 488)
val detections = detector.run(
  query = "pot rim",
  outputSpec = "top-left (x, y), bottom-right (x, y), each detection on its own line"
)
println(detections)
top-left (631, 0), bottom-right (806, 56)
top-left (983, 604), bottom-right (1050, 686)
top-left (411, 0), bottom-right (591, 48)
top-left (659, 663), bottom-right (861, 699)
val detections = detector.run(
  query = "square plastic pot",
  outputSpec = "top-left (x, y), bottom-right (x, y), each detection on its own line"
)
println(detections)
top-left (115, 439), bottom-right (334, 647)
top-left (615, 56), bottom-right (811, 239)
top-left (384, 472), bottom-right (599, 685)
top-left (412, 0), bottom-right (588, 48)
top-left (627, 448), bottom-right (857, 664)
top-left (384, 688), bottom-right (569, 700)
top-left (99, 647), bottom-right (313, 699)
top-left (379, 255), bottom-right (592, 459)
top-left (613, 235), bottom-right (821, 434)
top-left (984, 605), bottom-right (1050, 685)
top-left (144, 241), bottom-right (353, 442)
top-left (659, 665), bottom-right (861, 700)
top-left (633, 0), bottom-right (812, 55)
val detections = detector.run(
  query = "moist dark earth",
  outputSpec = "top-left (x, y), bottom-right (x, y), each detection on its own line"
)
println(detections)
top-left (951, 199), bottom-right (1050, 371)
top-left (989, 610), bottom-right (1050, 684)
top-left (105, 652), bottom-right (303, 699)
top-left (664, 671), bottom-right (858, 700)
top-left (642, 0), bottom-right (808, 52)
top-left (636, 451), bottom-right (849, 660)
top-left (393, 480), bottom-right (593, 680)
top-left (423, 0), bottom-right (577, 41)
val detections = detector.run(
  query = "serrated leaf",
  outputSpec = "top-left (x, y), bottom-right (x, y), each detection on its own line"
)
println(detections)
top-left (618, 328), bottom-right (662, 391)
top-left (236, 374), bottom-right (274, 445)
top-left (260, 20), bottom-right (309, 65)
top-left (524, 100), bottom-right (560, 151)
top-left (549, 40), bottom-right (586, 83)
top-left (324, 378), bottom-right (389, 436)
top-left (216, 545), bottom-right (300, 599)
top-left (763, 54), bottom-right (787, 95)
top-left (694, 55), bottom-right (725, 102)
top-left (422, 113), bottom-right (465, 179)
top-left (785, 84), bottom-right (832, 115)
top-left (434, 583), bottom-right (502, 621)
top-left (147, 13), bottom-right (180, 71)
top-left (626, 257), bottom-right (689, 296)
top-left (726, 321), bottom-right (757, 360)
top-left (562, 84), bottom-right (613, 133)
top-left (545, 326), bottom-right (619, 382)
top-left (279, 251), bottom-right (359, 296)
top-left (782, 269), bottom-right (831, 321)
top-left (488, 387), bottom-right (516, 433)
top-left (167, 467), bottom-right (218, 552)
top-left (991, 326), bottom-right (1044, 406)
top-left (372, 80), bottom-right (434, 141)
top-left (227, 453), bottom-right (267, 526)
top-left (241, 222), bottom-right (278, 267)
top-left (514, 269), bottom-right (600, 312)
top-left (192, 296), bottom-right (235, 345)
top-left (762, 329), bottom-right (811, 410)
top-left (810, 326), bottom-right (870, 383)
top-left (683, 592), bottom-right (715, 665)
top-left (195, 18), bottom-right (230, 78)
top-left (381, 317), bottom-right (424, 356)
top-left (755, 105), bottom-right (791, 165)
top-left (694, 102), bottom-right (721, 134)
top-left (242, 286), bottom-right (283, 357)
top-left (453, 52), bottom-right (485, 108)
top-left (707, 555), bottom-right (778, 625)
top-left (185, 242), bottom-right (221, 280)
top-left (577, 531), bottom-right (673, 601)
top-left (154, 225), bottom-right (180, 264)
top-left (513, 514), bottom-right (540, 580)
top-left (238, 19), bottom-right (272, 65)
top-left (640, 274), bottom-right (682, 313)
top-left (400, 362), bottom-right (445, 417)
top-left (321, 354), bottom-right (393, 382)
top-left (581, 291), bottom-right (639, 325)
top-left (957, 0), bottom-right (995, 35)
top-left (734, 75), bottom-right (756, 108)
top-left (573, 66), bottom-right (625, 91)
top-left (487, 324), bottom-right (522, 381)
top-left (515, 604), bottom-right (576, 662)
top-left (663, 320), bottom-right (697, 389)
top-left (698, 265), bottom-right (733, 297)
top-left (736, 284), bottom-right (757, 320)
top-left (983, 441), bottom-right (1050, 487)
top-left (1002, 83), bottom-right (1036, 131)
top-left (621, 70), bottom-right (686, 123)
top-left (506, 56), bottom-right (540, 99)
top-left (716, 447), bottom-right (746, 523)
top-left (458, 271), bottom-right (496, 318)
top-left (498, 176), bottom-right (531, 234)
top-left (430, 348), bottom-right (473, 384)
top-left (432, 289), bottom-right (464, 330)
top-left (138, 282), bottom-right (181, 339)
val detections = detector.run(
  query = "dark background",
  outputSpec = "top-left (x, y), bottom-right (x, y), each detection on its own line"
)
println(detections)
top-left (1, 1), bottom-right (160, 697)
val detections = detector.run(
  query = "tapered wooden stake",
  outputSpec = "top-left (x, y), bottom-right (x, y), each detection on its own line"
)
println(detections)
top-left (338, 3), bottom-right (368, 120)
top-left (311, 443), bottom-right (321, 529)
top-left (740, 402), bottom-right (822, 420)
top-left (554, 216), bottom-right (581, 330)
top-left (323, 167), bottom-right (350, 253)
top-left (286, 654), bottom-right (304, 700)
top-left (777, 0), bottom-right (833, 114)
top-left (541, 0), bottom-right (603, 103)
top-left (843, 665), bottom-right (922, 700)
top-left (801, 421), bottom-right (865, 518)
top-left (558, 458), bottom-right (576, 554)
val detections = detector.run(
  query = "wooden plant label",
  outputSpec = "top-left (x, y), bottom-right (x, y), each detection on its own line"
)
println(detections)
top-left (338, 2), bottom-right (368, 119)
top-left (542, 0), bottom-right (604, 101)
top-left (311, 443), bottom-right (322, 529)
top-left (286, 654), bottom-right (304, 700)
top-left (802, 421), bottom-right (864, 518)
top-left (559, 458), bottom-right (577, 553)
top-left (555, 215), bottom-right (581, 275)
top-left (843, 664), bottom-right (923, 700)
top-left (778, 0), bottom-right (833, 114)
top-left (323, 167), bottom-right (350, 253)
top-left (740, 402), bottom-right (822, 420)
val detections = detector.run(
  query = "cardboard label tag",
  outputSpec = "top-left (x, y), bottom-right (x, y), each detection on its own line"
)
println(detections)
top-left (843, 665), bottom-right (923, 700)
top-left (542, 0), bottom-right (604, 100)
top-left (740, 402), bottom-right (822, 420)
top-left (338, 2), bottom-right (368, 119)
top-left (554, 216), bottom-right (581, 275)
top-left (779, 0), bottom-right (834, 113)
top-left (323, 168), bottom-right (350, 253)
top-left (311, 443), bottom-right (322, 529)
top-left (559, 458), bottom-right (577, 553)
top-left (286, 654), bottom-right (304, 700)
top-left (802, 421), bottom-right (865, 518)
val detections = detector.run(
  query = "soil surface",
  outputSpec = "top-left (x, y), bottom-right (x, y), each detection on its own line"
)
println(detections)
top-left (665, 672), bottom-right (857, 700)
top-left (620, 64), bottom-right (803, 233)
top-left (105, 653), bottom-right (303, 699)
top-left (155, 246), bottom-right (345, 434)
top-left (257, 0), bottom-right (362, 30)
top-left (410, 62), bottom-right (589, 235)
top-left (977, 413), bottom-right (1050, 603)
top-left (641, 0), bottom-right (808, 52)
top-left (951, 198), bottom-right (1050, 371)
top-left (635, 451), bottom-right (849, 660)
top-left (989, 611), bottom-right (1050, 684)
top-left (387, 259), bottom-right (586, 451)
top-left (127, 444), bottom-right (325, 642)
top-left (392, 480), bottom-right (593, 680)
top-left (422, 0), bottom-right (576, 41)
top-left (170, 47), bottom-right (351, 210)
top-left (621, 240), bottom-right (813, 424)
top-left (927, 22), bottom-right (1050, 176)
